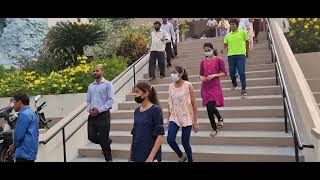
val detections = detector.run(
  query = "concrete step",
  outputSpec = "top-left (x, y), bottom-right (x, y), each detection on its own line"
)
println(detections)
top-left (170, 56), bottom-right (272, 65)
top-left (177, 50), bottom-right (271, 58)
top-left (72, 157), bottom-right (176, 162)
top-left (141, 70), bottom-right (276, 84)
top-left (144, 64), bottom-right (275, 78)
top-left (110, 118), bottom-right (288, 132)
top-left (79, 143), bottom-right (297, 162)
top-left (111, 106), bottom-right (284, 119)
top-left (108, 130), bottom-right (293, 147)
top-left (127, 85), bottom-right (282, 101)
top-left (146, 77), bottom-right (277, 91)
top-left (178, 40), bottom-right (269, 49)
top-left (119, 95), bottom-right (283, 110)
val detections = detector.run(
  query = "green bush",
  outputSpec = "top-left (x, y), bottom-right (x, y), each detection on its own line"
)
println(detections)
top-left (288, 18), bottom-right (320, 53)
top-left (0, 65), bottom-right (15, 79)
top-left (115, 31), bottom-right (150, 65)
top-left (0, 56), bottom-right (127, 97)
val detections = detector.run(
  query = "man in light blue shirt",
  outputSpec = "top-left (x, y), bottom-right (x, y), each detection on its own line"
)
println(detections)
top-left (162, 18), bottom-right (176, 67)
top-left (7, 93), bottom-right (39, 162)
top-left (87, 64), bottom-right (114, 162)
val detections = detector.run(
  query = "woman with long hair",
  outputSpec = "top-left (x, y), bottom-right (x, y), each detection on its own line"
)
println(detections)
top-left (200, 42), bottom-right (228, 137)
top-left (166, 66), bottom-right (199, 162)
top-left (129, 82), bottom-right (165, 162)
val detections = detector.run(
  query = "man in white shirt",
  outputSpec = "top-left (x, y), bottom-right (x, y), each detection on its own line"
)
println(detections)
top-left (161, 18), bottom-right (176, 67)
top-left (206, 18), bottom-right (218, 37)
top-left (148, 21), bottom-right (170, 81)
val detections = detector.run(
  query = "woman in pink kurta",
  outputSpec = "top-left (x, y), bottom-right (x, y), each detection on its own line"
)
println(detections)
top-left (200, 42), bottom-right (228, 137)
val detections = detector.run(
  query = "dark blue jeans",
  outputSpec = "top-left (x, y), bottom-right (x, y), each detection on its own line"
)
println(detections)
top-left (167, 121), bottom-right (193, 162)
top-left (228, 55), bottom-right (246, 90)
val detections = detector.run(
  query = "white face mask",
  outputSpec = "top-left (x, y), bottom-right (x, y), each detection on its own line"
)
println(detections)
top-left (170, 73), bottom-right (180, 82)
top-left (205, 50), bottom-right (214, 57)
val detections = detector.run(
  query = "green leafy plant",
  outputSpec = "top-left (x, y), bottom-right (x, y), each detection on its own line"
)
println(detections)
top-left (46, 21), bottom-right (107, 67)
top-left (0, 56), bottom-right (127, 97)
top-left (115, 31), bottom-right (149, 65)
top-left (288, 18), bottom-right (320, 53)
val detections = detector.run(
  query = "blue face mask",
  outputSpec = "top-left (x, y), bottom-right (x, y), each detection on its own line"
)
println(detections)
top-left (170, 73), bottom-right (180, 82)
top-left (205, 50), bottom-right (214, 57)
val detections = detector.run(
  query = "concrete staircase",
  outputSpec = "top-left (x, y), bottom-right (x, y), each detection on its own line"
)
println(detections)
top-left (74, 32), bottom-right (298, 162)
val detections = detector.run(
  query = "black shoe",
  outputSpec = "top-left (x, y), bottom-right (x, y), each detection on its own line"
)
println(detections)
top-left (105, 153), bottom-right (112, 162)
top-left (167, 65), bottom-right (172, 68)
top-left (160, 75), bottom-right (165, 79)
top-left (149, 77), bottom-right (156, 81)
top-left (178, 154), bottom-right (187, 162)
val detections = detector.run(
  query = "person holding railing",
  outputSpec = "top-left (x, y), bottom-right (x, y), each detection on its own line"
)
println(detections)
top-left (86, 64), bottom-right (114, 162)
top-left (129, 82), bottom-right (164, 162)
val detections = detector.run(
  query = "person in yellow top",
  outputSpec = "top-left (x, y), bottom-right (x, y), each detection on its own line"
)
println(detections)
top-left (218, 18), bottom-right (230, 36)
top-left (224, 19), bottom-right (249, 97)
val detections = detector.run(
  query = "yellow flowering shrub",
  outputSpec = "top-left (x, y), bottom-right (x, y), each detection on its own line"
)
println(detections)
top-left (0, 56), bottom-right (127, 97)
top-left (288, 18), bottom-right (320, 53)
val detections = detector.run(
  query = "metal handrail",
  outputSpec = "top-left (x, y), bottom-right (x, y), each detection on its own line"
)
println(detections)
top-left (38, 51), bottom-right (150, 162)
top-left (265, 18), bottom-right (314, 162)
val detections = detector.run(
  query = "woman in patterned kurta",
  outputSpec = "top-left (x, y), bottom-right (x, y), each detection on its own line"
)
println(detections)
top-left (200, 42), bottom-right (228, 137)
top-left (166, 66), bottom-right (199, 162)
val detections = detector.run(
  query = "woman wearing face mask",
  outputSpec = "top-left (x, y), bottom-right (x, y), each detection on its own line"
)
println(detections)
top-left (165, 66), bottom-right (199, 162)
top-left (129, 82), bottom-right (165, 162)
top-left (200, 42), bottom-right (228, 137)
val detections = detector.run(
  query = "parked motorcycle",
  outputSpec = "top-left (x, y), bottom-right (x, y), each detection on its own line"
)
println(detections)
top-left (0, 98), bottom-right (17, 162)
top-left (34, 95), bottom-right (51, 129)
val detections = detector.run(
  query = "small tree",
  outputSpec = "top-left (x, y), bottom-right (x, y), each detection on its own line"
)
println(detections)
top-left (46, 21), bottom-right (107, 66)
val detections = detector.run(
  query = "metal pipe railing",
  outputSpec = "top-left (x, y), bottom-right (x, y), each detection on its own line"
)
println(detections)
top-left (38, 52), bottom-right (150, 162)
top-left (265, 18), bottom-right (314, 162)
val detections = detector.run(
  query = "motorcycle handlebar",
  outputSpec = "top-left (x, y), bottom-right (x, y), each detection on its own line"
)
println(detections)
top-left (37, 102), bottom-right (46, 112)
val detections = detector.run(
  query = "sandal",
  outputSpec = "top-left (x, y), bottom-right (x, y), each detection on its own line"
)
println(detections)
top-left (210, 130), bottom-right (218, 137)
top-left (218, 118), bottom-right (224, 129)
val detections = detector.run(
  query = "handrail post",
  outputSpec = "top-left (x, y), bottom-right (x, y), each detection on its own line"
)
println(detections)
top-left (62, 128), bottom-right (67, 162)
top-left (283, 89), bottom-right (288, 133)
top-left (275, 63), bottom-right (279, 86)
top-left (133, 65), bottom-right (136, 88)
top-left (293, 132), bottom-right (300, 162)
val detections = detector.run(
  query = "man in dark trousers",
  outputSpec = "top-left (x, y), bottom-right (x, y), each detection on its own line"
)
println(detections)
top-left (168, 18), bottom-right (178, 57)
top-left (161, 18), bottom-right (176, 68)
top-left (148, 21), bottom-right (169, 81)
top-left (87, 64), bottom-right (114, 162)
top-left (7, 93), bottom-right (39, 162)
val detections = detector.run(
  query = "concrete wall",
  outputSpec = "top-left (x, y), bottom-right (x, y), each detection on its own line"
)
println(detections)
top-left (295, 52), bottom-right (320, 107)
top-left (0, 93), bottom-right (86, 119)
top-left (270, 19), bottom-right (320, 161)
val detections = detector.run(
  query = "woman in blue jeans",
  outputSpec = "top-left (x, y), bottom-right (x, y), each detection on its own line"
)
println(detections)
top-left (165, 66), bottom-right (199, 162)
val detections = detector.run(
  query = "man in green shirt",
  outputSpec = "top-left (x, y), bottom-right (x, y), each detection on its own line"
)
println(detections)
top-left (224, 18), bottom-right (249, 96)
